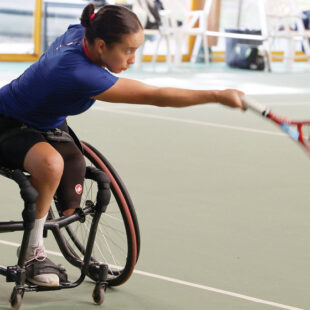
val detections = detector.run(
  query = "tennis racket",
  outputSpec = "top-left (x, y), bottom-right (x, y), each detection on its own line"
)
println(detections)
top-left (241, 97), bottom-right (310, 156)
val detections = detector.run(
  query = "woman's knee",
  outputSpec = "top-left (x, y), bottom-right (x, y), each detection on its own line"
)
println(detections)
top-left (38, 153), bottom-right (64, 180)
top-left (24, 142), bottom-right (64, 182)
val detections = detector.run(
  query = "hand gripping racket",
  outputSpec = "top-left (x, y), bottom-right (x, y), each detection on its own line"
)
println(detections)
top-left (241, 97), bottom-right (310, 156)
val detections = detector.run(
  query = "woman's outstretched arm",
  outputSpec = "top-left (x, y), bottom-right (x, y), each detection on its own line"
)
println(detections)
top-left (93, 78), bottom-right (246, 110)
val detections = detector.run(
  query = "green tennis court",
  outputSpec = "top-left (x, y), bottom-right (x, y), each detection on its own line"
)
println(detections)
top-left (0, 61), bottom-right (309, 310)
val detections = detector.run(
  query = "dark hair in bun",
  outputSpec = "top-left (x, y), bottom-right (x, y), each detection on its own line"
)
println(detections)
top-left (80, 4), bottom-right (143, 45)
top-left (80, 3), bottom-right (95, 28)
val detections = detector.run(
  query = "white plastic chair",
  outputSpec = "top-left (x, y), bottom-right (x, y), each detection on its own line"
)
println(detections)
top-left (165, 0), bottom-right (309, 71)
top-left (171, 0), bottom-right (213, 65)
top-left (259, 0), bottom-right (310, 70)
top-left (133, 0), bottom-right (174, 67)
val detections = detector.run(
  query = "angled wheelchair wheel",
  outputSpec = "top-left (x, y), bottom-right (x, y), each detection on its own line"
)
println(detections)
top-left (82, 141), bottom-right (141, 261)
top-left (50, 141), bottom-right (140, 286)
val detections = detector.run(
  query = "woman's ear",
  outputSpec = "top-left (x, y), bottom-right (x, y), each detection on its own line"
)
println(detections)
top-left (96, 39), bottom-right (107, 54)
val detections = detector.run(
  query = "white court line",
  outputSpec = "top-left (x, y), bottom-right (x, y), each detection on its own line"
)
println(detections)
top-left (92, 106), bottom-right (285, 137)
top-left (133, 270), bottom-right (303, 310)
top-left (0, 239), bottom-right (303, 310)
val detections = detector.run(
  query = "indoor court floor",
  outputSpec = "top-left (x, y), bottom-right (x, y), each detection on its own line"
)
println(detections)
top-left (0, 61), bottom-right (309, 310)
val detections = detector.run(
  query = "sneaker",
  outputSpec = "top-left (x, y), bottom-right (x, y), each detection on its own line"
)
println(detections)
top-left (18, 245), bottom-right (60, 287)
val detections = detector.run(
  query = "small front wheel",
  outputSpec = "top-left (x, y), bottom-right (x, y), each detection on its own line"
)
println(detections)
top-left (10, 289), bottom-right (23, 310)
top-left (92, 284), bottom-right (105, 305)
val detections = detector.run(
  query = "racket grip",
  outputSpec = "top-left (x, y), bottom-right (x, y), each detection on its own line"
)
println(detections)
top-left (241, 97), bottom-right (271, 116)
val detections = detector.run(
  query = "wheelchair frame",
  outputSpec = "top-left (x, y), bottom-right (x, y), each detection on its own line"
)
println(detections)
top-left (0, 140), bottom-right (140, 309)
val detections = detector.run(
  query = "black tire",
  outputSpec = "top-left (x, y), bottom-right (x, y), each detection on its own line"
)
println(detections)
top-left (92, 284), bottom-right (105, 305)
top-left (51, 141), bottom-right (139, 286)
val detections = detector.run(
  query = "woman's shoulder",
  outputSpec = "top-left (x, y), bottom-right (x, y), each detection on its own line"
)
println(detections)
top-left (45, 25), bottom-right (86, 68)
top-left (47, 24), bottom-right (84, 55)
top-left (67, 24), bottom-right (85, 36)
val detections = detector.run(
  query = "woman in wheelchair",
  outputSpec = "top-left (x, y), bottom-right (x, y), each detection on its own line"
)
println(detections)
top-left (0, 4), bottom-right (245, 287)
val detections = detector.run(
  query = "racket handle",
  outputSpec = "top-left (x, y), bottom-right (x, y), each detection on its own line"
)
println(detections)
top-left (241, 97), bottom-right (271, 117)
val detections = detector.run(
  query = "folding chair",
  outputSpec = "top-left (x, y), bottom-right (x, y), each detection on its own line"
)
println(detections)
top-left (133, 0), bottom-right (174, 67)
top-left (259, 0), bottom-right (310, 70)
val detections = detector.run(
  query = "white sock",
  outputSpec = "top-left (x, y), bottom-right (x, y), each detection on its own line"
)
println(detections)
top-left (28, 213), bottom-right (48, 249)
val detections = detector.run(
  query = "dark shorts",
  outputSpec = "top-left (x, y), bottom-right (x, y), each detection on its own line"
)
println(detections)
top-left (0, 115), bottom-right (46, 169)
top-left (0, 114), bottom-right (86, 212)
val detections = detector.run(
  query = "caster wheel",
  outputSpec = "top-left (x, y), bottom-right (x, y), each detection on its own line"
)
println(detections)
top-left (92, 284), bottom-right (105, 305)
top-left (10, 289), bottom-right (23, 310)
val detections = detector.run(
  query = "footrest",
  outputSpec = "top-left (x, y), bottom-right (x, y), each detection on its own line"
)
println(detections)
top-left (6, 266), bottom-right (17, 282)
top-left (6, 266), bottom-right (26, 284)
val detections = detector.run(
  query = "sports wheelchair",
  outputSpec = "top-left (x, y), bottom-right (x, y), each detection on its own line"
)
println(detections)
top-left (0, 140), bottom-right (140, 309)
